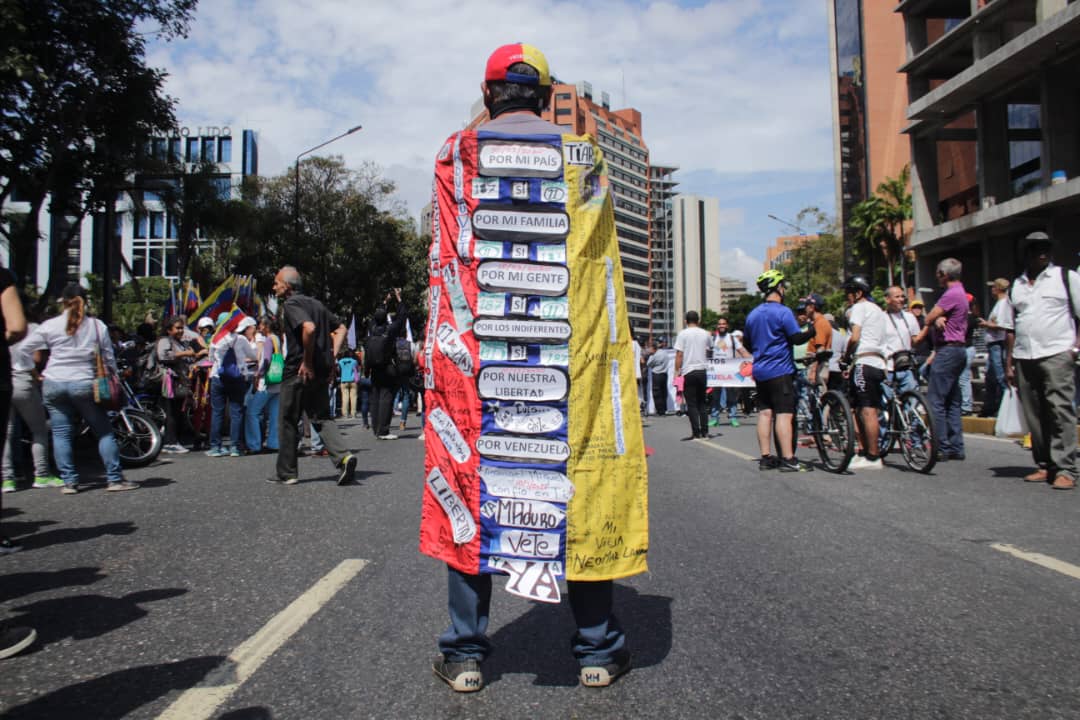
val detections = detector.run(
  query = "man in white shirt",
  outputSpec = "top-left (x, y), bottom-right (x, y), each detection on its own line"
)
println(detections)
top-left (842, 276), bottom-right (889, 470)
top-left (979, 278), bottom-right (1013, 417)
top-left (1006, 231), bottom-right (1080, 490)
top-left (883, 286), bottom-right (920, 396)
top-left (709, 317), bottom-right (750, 427)
top-left (674, 310), bottom-right (713, 439)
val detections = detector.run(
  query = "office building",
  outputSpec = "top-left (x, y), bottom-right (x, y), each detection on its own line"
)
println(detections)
top-left (899, 0), bottom-right (1080, 297)
top-left (828, 0), bottom-right (912, 273)
top-left (670, 195), bottom-right (722, 324)
top-left (764, 234), bottom-right (819, 272)
top-left (649, 164), bottom-right (679, 340)
top-left (1, 125), bottom-right (257, 289)
top-left (717, 277), bottom-right (749, 315)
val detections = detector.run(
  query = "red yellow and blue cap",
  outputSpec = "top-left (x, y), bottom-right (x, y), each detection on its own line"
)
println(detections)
top-left (484, 43), bottom-right (552, 87)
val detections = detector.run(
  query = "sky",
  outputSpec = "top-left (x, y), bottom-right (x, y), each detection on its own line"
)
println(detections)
top-left (146, 0), bottom-right (837, 288)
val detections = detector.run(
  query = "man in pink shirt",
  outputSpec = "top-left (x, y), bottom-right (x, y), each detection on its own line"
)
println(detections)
top-left (914, 258), bottom-right (969, 461)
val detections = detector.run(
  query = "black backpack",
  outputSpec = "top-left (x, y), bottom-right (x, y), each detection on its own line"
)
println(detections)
top-left (364, 330), bottom-right (390, 371)
top-left (394, 338), bottom-right (414, 372)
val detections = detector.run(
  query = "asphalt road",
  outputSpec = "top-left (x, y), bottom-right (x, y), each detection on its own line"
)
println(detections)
top-left (1, 411), bottom-right (1078, 719)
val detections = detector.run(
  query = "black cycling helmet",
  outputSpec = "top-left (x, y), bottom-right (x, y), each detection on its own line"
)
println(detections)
top-left (804, 293), bottom-right (825, 309)
top-left (843, 275), bottom-right (872, 296)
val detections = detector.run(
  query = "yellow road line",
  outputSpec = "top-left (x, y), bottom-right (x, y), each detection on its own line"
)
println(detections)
top-left (694, 438), bottom-right (756, 462)
top-left (158, 558), bottom-right (368, 720)
top-left (990, 543), bottom-right (1080, 581)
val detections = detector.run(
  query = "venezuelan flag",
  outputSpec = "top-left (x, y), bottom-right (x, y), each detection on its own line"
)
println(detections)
top-left (162, 281), bottom-right (178, 320)
top-left (183, 279), bottom-right (201, 317)
top-left (211, 305), bottom-right (248, 344)
top-left (189, 275), bottom-right (236, 328)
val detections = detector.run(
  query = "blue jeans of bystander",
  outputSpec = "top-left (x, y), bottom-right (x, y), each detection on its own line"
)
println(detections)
top-left (42, 379), bottom-right (123, 486)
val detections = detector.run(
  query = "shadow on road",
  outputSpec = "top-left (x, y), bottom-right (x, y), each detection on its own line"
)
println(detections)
top-left (0, 516), bottom-right (58, 537)
top-left (988, 466), bottom-right (1030, 478)
top-left (220, 707), bottom-right (274, 720)
top-left (0, 655), bottom-right (226, 720)
top-left (10, 587), bottom-right (187, 647)
top-left (20, 521), bottom-right (136, 550)
top-left (484, 585), bottom-right (673, 687)
top-left (137, 476), bottom-right (177, 488)
top-left (0, 566), bottom-right (107, 604)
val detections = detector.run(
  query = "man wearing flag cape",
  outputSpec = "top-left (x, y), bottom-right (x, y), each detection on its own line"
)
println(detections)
top-left (421, 44), bottom-right (648, 692)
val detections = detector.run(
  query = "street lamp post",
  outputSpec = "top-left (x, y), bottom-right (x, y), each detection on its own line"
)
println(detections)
top-left (294, 125), bottom-right (363, 243)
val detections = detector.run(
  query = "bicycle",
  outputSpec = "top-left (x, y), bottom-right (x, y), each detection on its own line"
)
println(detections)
top-left (795, 352), bottom-right (856, 472)
top-left (877, 376), bottom-right (938, 473)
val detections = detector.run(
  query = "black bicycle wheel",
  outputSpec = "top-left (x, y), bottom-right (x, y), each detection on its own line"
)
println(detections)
top-left (897, 391), bottom-right (938, 473)
top-left (814, 390), bottom-right (855, 472)
top-left (113, 410), bottom-right (163, 468)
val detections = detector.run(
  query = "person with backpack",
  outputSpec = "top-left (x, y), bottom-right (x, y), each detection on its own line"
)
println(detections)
top-left (337, 346), bottom-right (359, 419)
top-left (206, 313), bottom-right (257, 458)
top-left (1006, 231), bottom-right (1080, 490)
top-left (243, 316), bottom-right (282, 455)
top-left (365, 289), bottom-right (407, 440)
top-left (392, 335), bottom-right (416, 431)
top-left (270, 266), bottom-right (358, 486)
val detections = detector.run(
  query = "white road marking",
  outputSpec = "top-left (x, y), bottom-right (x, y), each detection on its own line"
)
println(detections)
top-left (991, 543), bottom-right (1080, 581)
top-left (157, 559), bottom-right (368, 720)
top-left (695, 438), bottom-right (756, 462)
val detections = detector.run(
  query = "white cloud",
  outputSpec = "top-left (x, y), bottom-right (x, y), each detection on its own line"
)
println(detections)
top-left (149, 0), bottom-right (833, 224)
top-left (717, 247), bottom-right (765, 288)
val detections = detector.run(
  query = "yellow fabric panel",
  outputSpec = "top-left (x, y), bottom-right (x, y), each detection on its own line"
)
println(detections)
top-left (562, 134), bottom-right (649, 581)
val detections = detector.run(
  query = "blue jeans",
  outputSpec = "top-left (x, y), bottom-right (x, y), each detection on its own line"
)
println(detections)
top-left (395, 386), bottom-right (411, 422)
top-left (984, 343), bottom-right (1006, 416)
top-left (210, 377), bottom-right (248, 451)
top-left (244, 388), bottom-right (279, 452)
top-left (928, 346), bottom-right (966, 457)
top-left (440, 566), bottom-right (625, 665)
top-left (959, 346), bottom-right (975, 414)
top-left (42, 379), bottom-right (123, 486)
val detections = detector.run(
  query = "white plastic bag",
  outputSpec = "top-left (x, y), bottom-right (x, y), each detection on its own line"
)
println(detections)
top-left (995, 388), bottom-right (1026, 437)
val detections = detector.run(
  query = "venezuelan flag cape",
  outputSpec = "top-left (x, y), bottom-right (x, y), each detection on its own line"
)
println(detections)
top-left (419, 129), bottom-right (648, 603)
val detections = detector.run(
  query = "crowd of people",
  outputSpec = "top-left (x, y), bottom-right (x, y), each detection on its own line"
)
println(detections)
top-left (643, 229), bottom-right (1079, 488)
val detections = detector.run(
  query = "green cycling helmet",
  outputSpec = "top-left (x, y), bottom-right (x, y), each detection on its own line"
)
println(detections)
top-left (756, 269), bottom-right (786, 293)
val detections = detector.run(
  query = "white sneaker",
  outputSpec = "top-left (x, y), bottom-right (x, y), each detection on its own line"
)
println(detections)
top-left (377, 434), bottom-right (399, 440)
top-left (162, 444), bottom-right (190, 454)
top-left (849, 455), bottom-right (882, 470)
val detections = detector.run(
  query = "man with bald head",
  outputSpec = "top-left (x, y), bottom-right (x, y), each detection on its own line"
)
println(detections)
top-left (270, 266), bottom-right (357, 486)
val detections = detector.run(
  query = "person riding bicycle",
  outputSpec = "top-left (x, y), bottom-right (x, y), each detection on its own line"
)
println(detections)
top-left (744, 269), bottom-right (815, 472)
top-left (841, 275), bottom-right (888, 471)
top-left (801, 293), bottom-right (833, 389)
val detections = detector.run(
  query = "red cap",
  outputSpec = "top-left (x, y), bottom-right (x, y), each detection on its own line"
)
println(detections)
top-left (484, 43), bottom-right (552, 87)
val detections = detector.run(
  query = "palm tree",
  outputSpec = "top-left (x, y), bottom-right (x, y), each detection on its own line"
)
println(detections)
top-left (849, 165), bottom-right (912, 288)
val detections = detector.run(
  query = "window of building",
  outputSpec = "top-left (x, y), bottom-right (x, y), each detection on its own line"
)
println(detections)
top-left (555, 107), bottom-right (572, 116)
top-left (134, 213), bottom-right (148, 239)
top-left (144, 190), bottom-right (163, 203)
top-left (169, 138), bottom-right (183, 163)
top-left (202, 137), bottom-right (216, 164)
top-left (219, 137), bottom-right (232, 163)
top-left (150, 211), bottom-right (165, 238)
top-left (1008, 103), bottom-right (1041, 197)
top-left (212, 176), bottom-right (231, 200)
top-left (556, 92), bottom-right (572, 101)
top-left (186, 138), bottom-right (200, 162)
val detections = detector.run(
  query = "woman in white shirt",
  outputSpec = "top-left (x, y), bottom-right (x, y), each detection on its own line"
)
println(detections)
top-left (23, 284), bottom-right (136, 493)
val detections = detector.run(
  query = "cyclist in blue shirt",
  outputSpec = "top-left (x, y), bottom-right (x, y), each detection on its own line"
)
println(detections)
top-left (743, 269), bottom-right (815, 472)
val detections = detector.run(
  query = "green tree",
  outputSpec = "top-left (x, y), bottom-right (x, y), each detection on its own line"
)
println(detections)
top-left (85, 273), bottom-right (173, 331)
top-left (848, 165), bottom-right (912, 289)
top-left (210, 156), bottom-right (427, 322)
top-left (776, 206), bottom-right (845, 300)
top-left (0, 0), bottom-right (196, 301)
top-left (722, 294), bottom-right (762, 331)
